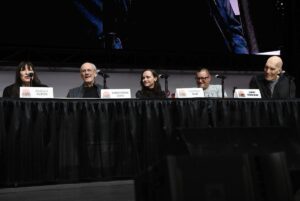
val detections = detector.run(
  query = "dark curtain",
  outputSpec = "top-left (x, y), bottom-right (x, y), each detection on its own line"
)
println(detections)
top-left (0, 98), bottom-right (299, 187)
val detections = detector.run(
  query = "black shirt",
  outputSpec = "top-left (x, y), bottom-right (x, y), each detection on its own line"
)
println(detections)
top-left (83, 85), bottom-right (100, 98)
top-left (136, 89), bottom-right (166, 99)
top-left (2, 83), bottom-right (48, 98)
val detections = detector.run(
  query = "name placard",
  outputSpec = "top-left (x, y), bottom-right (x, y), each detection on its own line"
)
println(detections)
top-left (101, 89), bottom-right (131, 99)
top-left (20, 87), bottom-right (54, 98)
top-left (175, 88), bottom-right (204, 98)
top-left (234, 89), bottom-right (261, 98)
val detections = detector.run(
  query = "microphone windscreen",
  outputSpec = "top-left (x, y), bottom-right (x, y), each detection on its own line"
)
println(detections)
top-left (215, 74), bottom-right (226, 79)
top-left (28, 72), bottom-right (34, 77)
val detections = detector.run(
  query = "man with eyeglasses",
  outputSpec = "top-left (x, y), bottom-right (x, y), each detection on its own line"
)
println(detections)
top-left (195, 68), bottom-right (227, 98)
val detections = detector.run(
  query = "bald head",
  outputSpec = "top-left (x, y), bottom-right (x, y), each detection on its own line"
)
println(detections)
top-left (80, 62), bottom-right (97, 71)
top-left (266, 56), bottom-right (283, 70)
top-left (264, 56), bottom-right (283, 81)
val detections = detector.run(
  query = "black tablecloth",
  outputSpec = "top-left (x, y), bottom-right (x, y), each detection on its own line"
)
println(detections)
top-left (0, 98), bottom-right (299, 187)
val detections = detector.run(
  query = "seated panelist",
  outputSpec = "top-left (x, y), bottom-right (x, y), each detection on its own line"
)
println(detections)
top-left (135, 69), bottom-right (166, 99)
top-left (2, 61), bottom-right (48, 98)
top-left (67, 62), bottom-right (104, 98)
top-left (249, 56), bottom-right (296, 99)
top-left (195, 68), bottom-right (227, 98)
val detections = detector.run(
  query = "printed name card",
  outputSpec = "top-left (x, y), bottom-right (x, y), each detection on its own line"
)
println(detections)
top-left (20, 87), bottom-right (54, 98)
top-left (175, 88), bottom-right (204, 98)
top-left (234, 89), bottom-right (261, 98)
top-left (101, 89), bottom-right (131, 99)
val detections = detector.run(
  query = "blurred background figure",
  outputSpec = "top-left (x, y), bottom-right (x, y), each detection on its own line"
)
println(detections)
top-left (128, 0), bottom-right (249, 54)
top-left (73, 0), bottom-right (129, 49)
top-left (238, 0), bottom-right (287, 54)
top-left (72, 0), bottom-right (249, 53)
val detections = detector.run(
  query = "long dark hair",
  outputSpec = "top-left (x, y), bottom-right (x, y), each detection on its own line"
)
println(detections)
top-left (140, 69), bottom-right (163, 92)
top-left (15, 61), bottom-right (41, 86)
top-left (137, 69), bottom-right (166, 98)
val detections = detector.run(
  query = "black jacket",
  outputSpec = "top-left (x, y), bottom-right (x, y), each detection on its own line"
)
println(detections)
top-left (136, 89), bottom-right (166, 99)
top-left (2, 83), bottom-right (48, 98)
top-left (249, 74), bottom-right (296, 99)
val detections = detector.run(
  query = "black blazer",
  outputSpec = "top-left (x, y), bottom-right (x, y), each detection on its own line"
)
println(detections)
top-left (136, 90), bottom-right (166, 99)
top-left (249, 74), bottom-right (296, 99)
top-left (2, 83), bottom-right (48, 98)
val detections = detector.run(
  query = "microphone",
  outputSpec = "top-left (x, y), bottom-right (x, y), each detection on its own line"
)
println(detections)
top-left (233, 86), bottom-right (237, 95)
top-left (278, 70), bottom-right (286, 76)
top-left (159, 73), bottom-right (170, 97)
top-left (215, 74), bottom-right (226, 79)
top-left (97, 69), bottom-right (110, 78)
top-left (28, 71), bottom-right (34, 78)
top-left (159, 74), bottom-right (169, 79)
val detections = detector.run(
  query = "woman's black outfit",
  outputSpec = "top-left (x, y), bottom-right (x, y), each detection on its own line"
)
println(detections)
top-left (135, 88), bottom-right (166, 98)
top-left (2, 83), bottom-right (48, 98)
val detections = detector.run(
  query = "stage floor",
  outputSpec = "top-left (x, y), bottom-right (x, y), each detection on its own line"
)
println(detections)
top-left (0, 180), bottom-right (134, 201)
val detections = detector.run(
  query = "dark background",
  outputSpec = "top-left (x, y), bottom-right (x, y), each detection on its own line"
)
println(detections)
top-left (0, 0), bottom-right (294, 70)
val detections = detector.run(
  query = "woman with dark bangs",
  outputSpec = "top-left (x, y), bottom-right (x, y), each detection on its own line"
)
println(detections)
top-left (2, 61), bottom-right (48, 98)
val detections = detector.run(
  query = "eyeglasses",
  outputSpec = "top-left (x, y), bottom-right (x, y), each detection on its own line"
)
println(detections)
top-left (196, 76), bottom-right (209, 80)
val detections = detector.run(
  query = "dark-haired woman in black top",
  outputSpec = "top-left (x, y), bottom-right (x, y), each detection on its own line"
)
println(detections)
top-left (2, 61), bottom-right (48, 98)
top-left (135, 69), bottom-right (166, 98)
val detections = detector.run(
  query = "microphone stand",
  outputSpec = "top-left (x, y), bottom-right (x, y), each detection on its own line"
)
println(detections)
top-left (221, 77), bottom-right (225, 98)
top-left (98, 70), bottom-right (110, 89)
top-left (164, 74), bottom-right (170, 97)
top-left (215, 74), bottom-right (226, 98)
top-left (103, 73), bottom-right (109, 89)
top-left (29, 75), bottom-right (33, 87)
top-left (160, 74), bottom-right (170, 97)
top-left (232, 86), bottom-right (237, 97)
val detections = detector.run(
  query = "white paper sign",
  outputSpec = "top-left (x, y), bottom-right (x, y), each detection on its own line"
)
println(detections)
top-left (234, 89), bottom-right (261, 98)
top-left (20, 87), bottom-right (54, 98)
top-left (101, 89), bottom-right (131, 99)
top-left (175, 88), bottom-right (204, 98)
